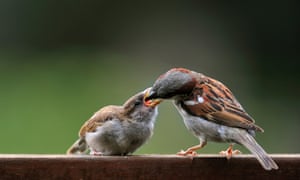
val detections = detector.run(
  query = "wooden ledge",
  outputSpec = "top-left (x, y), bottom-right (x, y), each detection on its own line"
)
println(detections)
top-left (0, 154), bottom-right (299, 179)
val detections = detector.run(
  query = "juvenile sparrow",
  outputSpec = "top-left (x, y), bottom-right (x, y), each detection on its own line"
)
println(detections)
top-left (67, 88), bottom-right (161, 155)
top-left (145, 68), bottom-right (278, 170)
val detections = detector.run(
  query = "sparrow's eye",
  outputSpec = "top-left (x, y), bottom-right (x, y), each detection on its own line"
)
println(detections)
top-left (134, 99), bottom-right (142, 106)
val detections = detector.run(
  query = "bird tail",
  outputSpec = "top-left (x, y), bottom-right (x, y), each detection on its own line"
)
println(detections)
top-left (67, 138), bottom-right (88, 155)
top-left (236, 131), bottom-right (278, 170)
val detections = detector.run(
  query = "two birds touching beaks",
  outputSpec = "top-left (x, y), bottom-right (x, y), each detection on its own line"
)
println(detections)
top-left (67, 67), bottom-right (278, 170)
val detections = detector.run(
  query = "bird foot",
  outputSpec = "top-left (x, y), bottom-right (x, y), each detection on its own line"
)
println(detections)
top-left (90, 150), bottom-right (103, 156)
top-left (177, 150), bottom-right (198, 156)
top-left (219, 147), bottom-right (241, 159)
top-left (177, 143), bottom-right (205, 156)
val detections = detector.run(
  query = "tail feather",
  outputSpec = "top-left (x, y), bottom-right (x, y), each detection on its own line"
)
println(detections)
top-left (67, 138), bottom-right (88, 155)
top-left (236, 131), bottom-right (278, 170)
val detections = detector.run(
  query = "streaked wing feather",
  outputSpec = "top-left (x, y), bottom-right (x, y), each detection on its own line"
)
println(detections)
top-left (79, 105), bottom-right (122, 137)
top-left (182, 76), bottom-right (263, 132)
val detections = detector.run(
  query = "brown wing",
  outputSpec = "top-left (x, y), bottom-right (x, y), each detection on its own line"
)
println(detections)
top-left (181, 76), bottom-right (264, 132)
top-left (78, 105), bottom-right (122, 137)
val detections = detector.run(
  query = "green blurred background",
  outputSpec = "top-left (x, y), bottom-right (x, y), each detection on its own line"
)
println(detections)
top-left (0, 1), bottom-right (299, 154)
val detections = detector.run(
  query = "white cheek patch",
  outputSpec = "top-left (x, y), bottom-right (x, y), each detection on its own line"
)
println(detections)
top-left (184, 95), bottom-right (205, 106)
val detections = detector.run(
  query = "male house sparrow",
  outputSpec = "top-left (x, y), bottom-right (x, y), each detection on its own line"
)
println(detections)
top-left (145, 68), bottom-right (278, 170)
top-left (67, 88), bottom-right (161, 155)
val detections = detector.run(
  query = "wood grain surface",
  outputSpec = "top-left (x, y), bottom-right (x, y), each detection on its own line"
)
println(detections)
top-left (0, 154), bottom-right (299, 179)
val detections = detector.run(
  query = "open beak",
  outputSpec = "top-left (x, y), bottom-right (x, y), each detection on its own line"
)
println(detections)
top-left (143, 88), bottom-right (162, 107)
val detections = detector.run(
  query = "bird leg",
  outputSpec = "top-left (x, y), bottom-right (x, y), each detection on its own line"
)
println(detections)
top-left (90, 149), bottom-right (103, 156)
top-left (177, 141), bottom-right (207, 156)
top-left (219, 144), bottom-right (241, 159)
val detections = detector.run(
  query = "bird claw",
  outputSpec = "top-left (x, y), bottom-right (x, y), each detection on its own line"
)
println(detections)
top-left (90, 150), bottom-right (103, 156)
top-left (219, 148), bottom-right (241, 159)
top-left (177, 150), bottom-right (198, 156)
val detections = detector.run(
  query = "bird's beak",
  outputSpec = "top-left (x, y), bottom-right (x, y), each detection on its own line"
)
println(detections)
top-left (143, 89), bottom-right (162, 107)
top-left (144, 89), bottom-right (158, 100)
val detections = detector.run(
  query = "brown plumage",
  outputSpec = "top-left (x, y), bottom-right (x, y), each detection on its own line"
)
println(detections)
top-left (78, 106), bottom-right (122, 137)
top-left (181, 74), bottom-right (264, 133)
top-left (67, 88), bottom-right (161, 155)
top-left (145, 67), bottom-right (278, 170)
